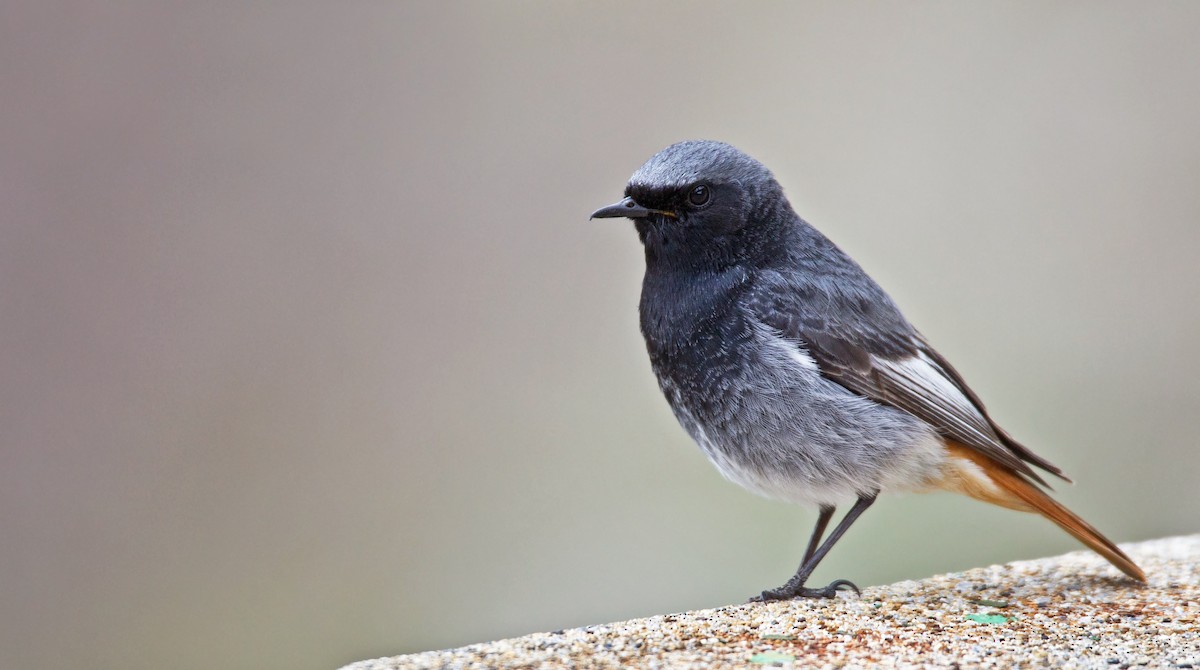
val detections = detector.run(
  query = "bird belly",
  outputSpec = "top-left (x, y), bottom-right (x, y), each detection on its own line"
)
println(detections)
top-left (652, 326), bottom-right (948, 507)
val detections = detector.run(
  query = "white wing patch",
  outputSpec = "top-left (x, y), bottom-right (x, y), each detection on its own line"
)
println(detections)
top-left (752, 318), bottom-right (819, 371)
top-left (870, 350), bottom-right (998, 448)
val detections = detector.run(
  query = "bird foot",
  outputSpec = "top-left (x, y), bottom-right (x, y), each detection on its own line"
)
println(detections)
top-left (749, 578), bottom-right (860, 602)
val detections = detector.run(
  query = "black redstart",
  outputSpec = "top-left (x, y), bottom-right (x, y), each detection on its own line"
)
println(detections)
top-left (591, 140), bottom-right (1145, 600)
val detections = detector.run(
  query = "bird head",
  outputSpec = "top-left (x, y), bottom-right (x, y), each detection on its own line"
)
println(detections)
top-left (591, 140), bottom-right (789, 270)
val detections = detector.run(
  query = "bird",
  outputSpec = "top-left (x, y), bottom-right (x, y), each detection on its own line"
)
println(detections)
top-left (590, 140), bottom-right (1145, 600)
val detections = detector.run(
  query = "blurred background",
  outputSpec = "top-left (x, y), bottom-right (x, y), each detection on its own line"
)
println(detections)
top-left (3, 2), bottom-right (1199, 669)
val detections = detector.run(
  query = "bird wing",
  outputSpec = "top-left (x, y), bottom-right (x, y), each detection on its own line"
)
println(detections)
top-left (747, 271), bottom-right (1066, 486)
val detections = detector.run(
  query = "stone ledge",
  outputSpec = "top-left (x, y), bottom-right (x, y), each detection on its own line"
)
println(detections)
top-left (345, 535), bottom-right (1199, 669)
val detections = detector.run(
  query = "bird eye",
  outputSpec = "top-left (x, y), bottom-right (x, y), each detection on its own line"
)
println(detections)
top-left (687, 184), bottom-right (711, 207)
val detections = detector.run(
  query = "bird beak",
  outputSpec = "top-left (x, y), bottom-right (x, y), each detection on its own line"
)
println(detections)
top-left (590, 196), bottom-right (675, 220)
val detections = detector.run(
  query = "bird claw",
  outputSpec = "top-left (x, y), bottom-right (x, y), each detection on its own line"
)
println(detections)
top-left (749, 578), bottom-right (860, 602)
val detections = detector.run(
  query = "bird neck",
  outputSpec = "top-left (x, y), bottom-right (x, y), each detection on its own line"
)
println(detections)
top-left (638, 213), bottom-right (793, 276)
top-left (638, 257), bottom-right (751, 354)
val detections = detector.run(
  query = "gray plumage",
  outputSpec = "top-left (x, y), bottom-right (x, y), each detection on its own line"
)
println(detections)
top-left (622, 140), bottom-right (1057, 505)
top-left (590, 140), bottom-right (1143, 596)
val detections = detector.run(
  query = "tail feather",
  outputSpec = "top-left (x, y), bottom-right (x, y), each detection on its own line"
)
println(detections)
top-left (944, 441), bottom-right (1146, 583)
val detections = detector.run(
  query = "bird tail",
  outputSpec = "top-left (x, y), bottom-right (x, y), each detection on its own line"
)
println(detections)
top-left (941, 441), bottom-right (1146, 583)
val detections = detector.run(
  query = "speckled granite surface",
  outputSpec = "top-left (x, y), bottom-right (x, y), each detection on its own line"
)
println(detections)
top-left (345, 535), bottom-right (1199, 669)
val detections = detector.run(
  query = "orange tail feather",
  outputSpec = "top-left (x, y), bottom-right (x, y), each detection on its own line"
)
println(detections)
top-left (943, 442), bottom-right (1146, 583)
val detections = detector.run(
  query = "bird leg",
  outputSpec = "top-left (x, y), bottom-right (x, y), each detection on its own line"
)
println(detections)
top-left (751, 494), bottom-right (877, 601)
top-left (802, 504), bottom-right (836, 565)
